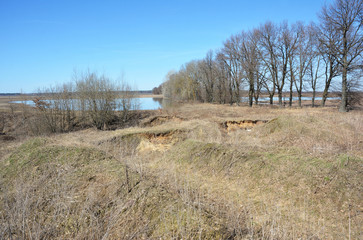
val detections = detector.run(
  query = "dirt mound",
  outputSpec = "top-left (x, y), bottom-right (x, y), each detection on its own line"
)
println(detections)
top-left (137, 130), bottom-right (184, 153)
top-left (141, 115), bottom-right (184, 127)
top-left (140, 131), bottom-right (176, 144)
top-left (98, 129), bottom-right (185, 154)
top-left (221, 120), bottom-right (268, 132)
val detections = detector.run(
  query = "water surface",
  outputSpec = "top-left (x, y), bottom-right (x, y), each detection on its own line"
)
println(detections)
top-left (12, 97), bottom-right (163, 110)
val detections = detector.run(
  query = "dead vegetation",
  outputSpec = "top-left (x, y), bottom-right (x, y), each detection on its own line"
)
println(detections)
top-left (0, 103), bottom-right (362, 239)
top-left (0, 138), bottom-right (231, 239)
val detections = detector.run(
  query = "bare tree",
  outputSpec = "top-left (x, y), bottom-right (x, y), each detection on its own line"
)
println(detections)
top-left (162, 63), bottom-right (201, 102)
top-left (75, 70), bottom-right (122, 130)
top-left (317, 23), bottom-right (340, 107)
top-left (294, 22), bottom-right (316, 107)
top-left (216, 51), bottom-right (235, 104)
top-left (119, 81), bottom-right (138, 123)
top-left (304, 24), bottom-right (324, 107)
top-left (152, 85), bottom-right (162, 95)
top-left (214, 52), bottom-right (230, 104)
top-left (162, 70), bottom-right (177, 100)
top-left (319, 0), bottom-right (363, 111)
top-left (346, 65), bottom-right (363, 108)
top-left (199, 50), bottom-right (216, 103)
top-left (32, 83), bottom-right (77, 134)
top-left (258, 22), bottom-right (280, 105)
top-left (221, 34), bottom-right (244, 105)
top-left (288, 49), bottom-right (297, 107)
top-left (240, 30), bottom-right (261, 107)
top-left (254, 66), bottom-right (267, 104)
top-left (278, 21), bottom-right (299, 107)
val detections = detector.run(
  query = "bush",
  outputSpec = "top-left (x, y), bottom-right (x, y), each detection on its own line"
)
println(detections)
top-left (75, 71), bottom-right (119, 129)
top-left (30, 70), bottom-right (137, 134)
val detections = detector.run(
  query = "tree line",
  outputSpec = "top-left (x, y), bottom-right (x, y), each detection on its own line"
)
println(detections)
top-left (161, 0), bottom-right (362, 112)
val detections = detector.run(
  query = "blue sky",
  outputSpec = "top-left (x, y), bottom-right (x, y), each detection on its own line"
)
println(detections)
top-left (0, 0), bottom-right (332, 93)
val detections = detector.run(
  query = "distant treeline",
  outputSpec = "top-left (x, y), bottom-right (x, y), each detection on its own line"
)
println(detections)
top-left (0, 93), bottom-right (23, 96)
top-left (0, 91), bottom-right (153, 96)
top-left (160, 0), bottom-right (362, 111)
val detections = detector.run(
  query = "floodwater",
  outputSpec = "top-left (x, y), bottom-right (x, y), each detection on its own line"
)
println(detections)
top-left (12, 96), bottom-right (340, 110)
top-left (12, 97), bottom-right (165, 110)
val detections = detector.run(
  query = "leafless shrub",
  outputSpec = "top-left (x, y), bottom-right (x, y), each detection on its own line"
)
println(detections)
top-left (74, 70), bottom-right (120, 130)
top-left (25, 70), bottom-right (139, 134)
top-left (74, 70), bottom-right (139, 130)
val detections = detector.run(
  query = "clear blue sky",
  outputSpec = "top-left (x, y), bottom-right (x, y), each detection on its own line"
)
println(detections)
top-left (0, 0), bottom-right (332, 93)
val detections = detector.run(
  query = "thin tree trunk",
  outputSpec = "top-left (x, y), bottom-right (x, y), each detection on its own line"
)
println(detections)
top-left (278, 89), bottom-right (283, 106)
top-left (321, 89), bottom-right (328, 107)
top-left (312, 88), bottom-right (316, 107)
top-left (321, 65), bottom-right (333, 107)
top-left (289, 80), bottom-right (293, 107)
top-left (248, 74), bottom-right (254, 107)
top-left (340, 33), bottom-right (348, 112)
top-left (339, 64), bottom-right (348, 112)
top-left (269, 95), bottom-right (273, 105)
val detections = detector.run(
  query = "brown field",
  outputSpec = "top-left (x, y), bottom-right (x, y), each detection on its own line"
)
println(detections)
top-left (0, 95), bottom-right (28, 112)
top-left (0, 100), bottom-right (362, 239)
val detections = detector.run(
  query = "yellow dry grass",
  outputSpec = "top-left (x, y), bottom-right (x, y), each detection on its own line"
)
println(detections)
top-left (1, 103), bottom-right (362, 239)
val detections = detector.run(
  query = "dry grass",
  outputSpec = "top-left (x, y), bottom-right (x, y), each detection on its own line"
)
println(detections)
top-left (1, 103), bottom-right (362, 239)
top-left (0, 138), bottom-right (231, 239)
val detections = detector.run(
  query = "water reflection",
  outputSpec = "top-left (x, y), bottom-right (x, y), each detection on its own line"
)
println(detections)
top-left (137, 98), bottom-right (162, 110)
top-left (152, 98), bottom-right (163, 105)
top-left (12, 96), bottom-right (340, 110)
top-left (12, 97), bottom-right (166, 111)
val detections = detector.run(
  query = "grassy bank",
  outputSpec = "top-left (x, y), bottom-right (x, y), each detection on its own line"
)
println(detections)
top-left (0, 104), bottom-right (362, 239)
